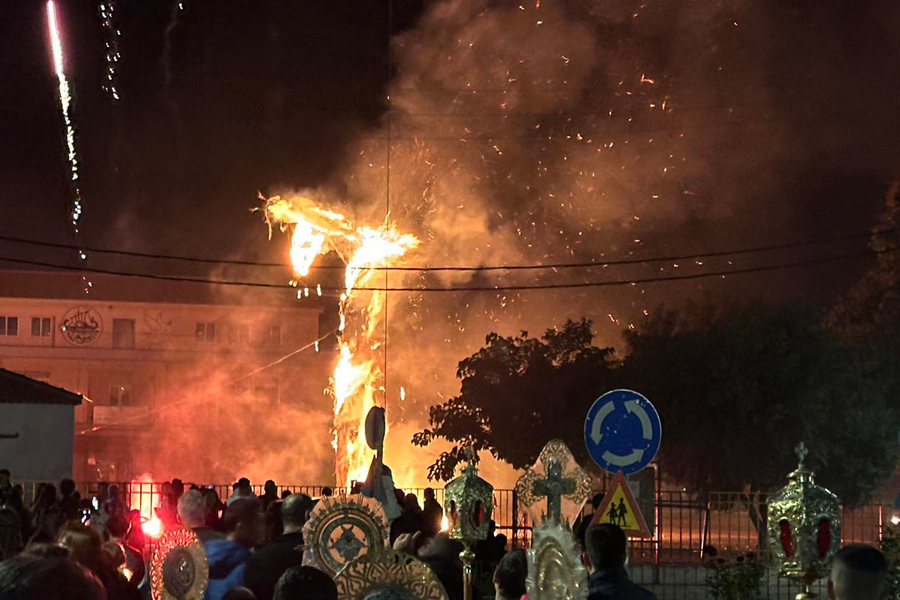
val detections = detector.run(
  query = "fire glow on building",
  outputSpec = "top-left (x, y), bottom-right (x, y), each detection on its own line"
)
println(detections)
top-left (265, 195), bottom-right (419, 487)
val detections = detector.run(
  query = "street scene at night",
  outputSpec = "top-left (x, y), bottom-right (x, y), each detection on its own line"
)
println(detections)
top-left (1, 0), bottom-right (899, 599)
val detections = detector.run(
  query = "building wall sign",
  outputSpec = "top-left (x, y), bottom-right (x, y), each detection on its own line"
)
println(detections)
top-left (61, 307), bottom-right (102, 346)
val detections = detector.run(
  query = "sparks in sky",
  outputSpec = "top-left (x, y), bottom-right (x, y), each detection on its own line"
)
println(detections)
top-left (98, 1), bottom-right (121, 101)
top-left (48, 1), bottom-right (91, 292)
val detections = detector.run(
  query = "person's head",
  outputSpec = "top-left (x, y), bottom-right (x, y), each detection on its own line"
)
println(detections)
top-left (60, 479), bottom-right (76, 497)
top-left (58, 521), bottom-right (103, 573)
top-left (584, 523), bottom-right (627, 572)
top-left (224, 497), bottom-right (265, 548)
top-left (321, 487), bottom-right (333, 497)
top-left (238, 477), bottom-right (250, 487)
top-left (265, 480), bottom-right (277, 495)
top-left (591, 493), bottom-right (603, 511)
top-left (178, 489), bottom-right (208, 529)
top-left (0, 469), bottom-right (10, 487)
top-left (494, 549), bottom-right (527, 600)
top-left (829, 544), bottom-right (888, 600)
top-left (274, 566), bottom-right (338, 600)
top-left (404, 494), bottom-right (421, 513)
top-left (425, 488), bottom-right (436, 501)
top-left (282, 490), bottom-right (292, 500)
top-left (222, 587), bottom-right (258, 600)
top-left (418, 533), bottom-right (464, 563)
top-left (0, 555), bottom-right (106, 600)
top-left (106, 484), bottom-right (118, 500)
top-left (105, 512), bottom-right (130, 541)
top-left (204, 488), bottom-right (220, 508)
top-left (171, 479), bottom-right (185, 498)
top-left (282, 494), bottom-right (315, 533)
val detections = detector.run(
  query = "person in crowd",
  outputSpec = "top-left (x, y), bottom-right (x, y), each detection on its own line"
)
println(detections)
top-left (31, 483), bottom-right (57, 530)
top-left (203, 497), bottom-right (265, 600)
top-left (575, 494), bottom-right (604, 547)
top-left (179, 489), bottom-right (224, 543)
top-left (58, 520), bottom-right (140, 600)
top-left (390, 494), bottom-right (425, 545)
top-left (156, 481), bottom-right (177, 528)
top-left (205, 488), bottom-right (226, 531)
top-left (125, 510), bottom-right (145, 552)
top-left (395, 532), bottom-right (463, 600)
top-left (59, 478), bottom-right (83, 520)
top-left (273, 566), bottom-right (338, 600)
top-left (261, 481), bottom-right (279, 511)
top-left (244, 493), bottom-right (315, 600)
top-left (263, 500), bottom-right (284, 545)
top-left (320, 487), bottom-right (333, 497)
top-left (281, 490), bottom-right (292, 500)
top-left (28, 505), bottom-right (66, 545)
top-left (494, 549), bottom-right (527, 600)
top-left (171, 479), bottom-right (186, 506)
top-left (228, 479), bottom-right (255, 506)
top-left (476, 521), bottom-right (507, 565)
top-left (0, 554), bottom-right (106, 600)
top-left (0, 506), bottom-right (24, 560)
top-left (105, 512), bottom-right (145, 585)
top-left (584, 524), bottom-right (657, 600)
top-left (0, 469), bottom-right (11, 505)
top-left (223, 588), bottom-right (258, 600)
top-left (422, 488), bottom-right (443, 537)
top-left (828, 544), bottom-right (888, 600)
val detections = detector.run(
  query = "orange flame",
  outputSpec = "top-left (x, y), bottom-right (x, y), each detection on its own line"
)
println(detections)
top-left (141, 516), bottom-right (163, 538)
top-left (266, 195), bottom-right (419, 487)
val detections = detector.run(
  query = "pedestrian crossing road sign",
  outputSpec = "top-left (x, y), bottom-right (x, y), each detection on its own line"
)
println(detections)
top-left (590, 471), bottom-right (651, 537)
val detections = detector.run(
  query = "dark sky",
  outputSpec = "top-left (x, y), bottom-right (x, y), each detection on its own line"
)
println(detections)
top-left (1, 0), bottom-right (899, 316)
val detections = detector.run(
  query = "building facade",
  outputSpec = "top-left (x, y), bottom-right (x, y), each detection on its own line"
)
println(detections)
top-left (0, 270), bottom-right (334, 483)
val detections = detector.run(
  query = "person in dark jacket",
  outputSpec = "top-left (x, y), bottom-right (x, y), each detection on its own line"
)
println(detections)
top-left (585, 524), bottom-right (657, 600)
top-left (204, 497), bottom-right (266, 600)
top-left (244, 493), bottom-right (315, 600)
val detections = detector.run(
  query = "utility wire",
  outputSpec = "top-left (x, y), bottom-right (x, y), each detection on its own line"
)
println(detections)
top-left (1, 246), bottom-right (897, 293)
top-left (0, 227), bottom-right (894, 273)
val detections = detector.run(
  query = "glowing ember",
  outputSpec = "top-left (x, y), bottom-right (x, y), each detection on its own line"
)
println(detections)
top-left (266, 194), bottom-right (419, 487)
top-left (141, 516), bottom-right (163, 538)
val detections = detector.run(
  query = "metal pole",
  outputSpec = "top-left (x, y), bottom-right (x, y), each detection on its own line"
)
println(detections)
top-left (460, 542), bottom-right (475, 600)
top-left (512, 489), bottom-right (519, 548)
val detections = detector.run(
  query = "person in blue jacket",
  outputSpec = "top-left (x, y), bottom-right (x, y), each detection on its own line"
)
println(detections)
top-left (204, 497), bottom-right (265, 600)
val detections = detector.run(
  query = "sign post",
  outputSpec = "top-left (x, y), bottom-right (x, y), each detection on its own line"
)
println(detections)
top-left (584, 389), bottom-right (661, 538)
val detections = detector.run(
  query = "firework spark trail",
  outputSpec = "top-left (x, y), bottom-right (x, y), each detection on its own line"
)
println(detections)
top-left (98, 1), bottom-right (121, 101)
top-left (47, 1), bottom-right (91, 293)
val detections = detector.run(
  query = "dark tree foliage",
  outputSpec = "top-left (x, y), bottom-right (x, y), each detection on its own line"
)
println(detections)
top-left (623, 303), bottom-right (899, 506)
top-left (411, 319), bottom-right (618, 481)
top-left (416, 306), bottom-right (900, 505)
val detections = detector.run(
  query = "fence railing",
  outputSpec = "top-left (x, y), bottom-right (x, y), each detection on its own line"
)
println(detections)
top-left (17, 481), bottom-right (892, 565)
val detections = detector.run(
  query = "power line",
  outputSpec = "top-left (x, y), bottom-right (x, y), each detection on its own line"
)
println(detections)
top-left (1, 246), bottom-right (896, 294)
top-left (0, 227), bottom-right (894, 274)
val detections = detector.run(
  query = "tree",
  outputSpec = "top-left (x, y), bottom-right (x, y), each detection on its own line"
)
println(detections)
top-left (411, 319), bottom-right (618, 481)
top-left (623, 303), bottom-right (900, 506)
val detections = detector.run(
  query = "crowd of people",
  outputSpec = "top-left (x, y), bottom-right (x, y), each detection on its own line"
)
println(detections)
top-left (0, 468), bottom-right (892, 600)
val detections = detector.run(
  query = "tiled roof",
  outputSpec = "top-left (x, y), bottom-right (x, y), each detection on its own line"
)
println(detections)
top-left (0, 369), bottom-right (83, 405)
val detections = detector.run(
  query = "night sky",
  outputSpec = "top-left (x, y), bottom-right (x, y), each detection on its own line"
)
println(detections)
top-left (2, 0), bottom-right (900, 329)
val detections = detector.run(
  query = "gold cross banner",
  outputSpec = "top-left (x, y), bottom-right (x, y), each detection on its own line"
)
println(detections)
top-left (515, 439), bottom-right (593, 526)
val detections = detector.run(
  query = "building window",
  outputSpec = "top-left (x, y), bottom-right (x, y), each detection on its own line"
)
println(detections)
top-left (31, 317), bottom-right (52, 337)
top-left (196, 322), bottom-right (216, 343)
top-left (0, 317), bottom-right (18, 336)
top-left (263, 325), bottom-right (281, 346)
top-left (112, 319), bottom-right (135, 349)
top-left (109, 385), bottom-right (132, 407)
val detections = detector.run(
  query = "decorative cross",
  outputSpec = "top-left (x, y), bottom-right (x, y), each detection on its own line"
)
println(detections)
top-left (795, 442), bottom-right (809, 468)
top-left (532, 458), bottom-right (576, 524)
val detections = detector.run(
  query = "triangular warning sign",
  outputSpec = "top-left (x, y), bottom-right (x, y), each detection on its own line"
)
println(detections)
top-left (590, 471), bottom-right (651, 537)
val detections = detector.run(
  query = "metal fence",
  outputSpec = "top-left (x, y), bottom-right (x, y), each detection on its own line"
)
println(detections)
top-left (18, 481), bottom-right (890, 561)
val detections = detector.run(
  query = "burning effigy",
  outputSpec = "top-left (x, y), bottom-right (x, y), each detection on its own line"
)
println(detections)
top-left (264, 194), bottom-right (419, 487)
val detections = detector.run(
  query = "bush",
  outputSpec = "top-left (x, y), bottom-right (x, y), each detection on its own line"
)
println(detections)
top-left (882, 524), bottom-right (900, 600)
top-left (706, 554), bottom-right (765, 600)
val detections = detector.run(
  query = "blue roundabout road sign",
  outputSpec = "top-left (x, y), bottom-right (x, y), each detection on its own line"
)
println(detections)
top-left (584, 389), bottom-right (661, 475)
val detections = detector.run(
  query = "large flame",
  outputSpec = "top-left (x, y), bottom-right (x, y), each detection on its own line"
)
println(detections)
top-left (266, 195), bottom-right (419, 487)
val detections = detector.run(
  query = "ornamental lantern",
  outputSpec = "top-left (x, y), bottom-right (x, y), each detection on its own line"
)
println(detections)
top-left (767, 443), bottom-right (841, 600)
top-left (444, 447), bottom-right (494, 600)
